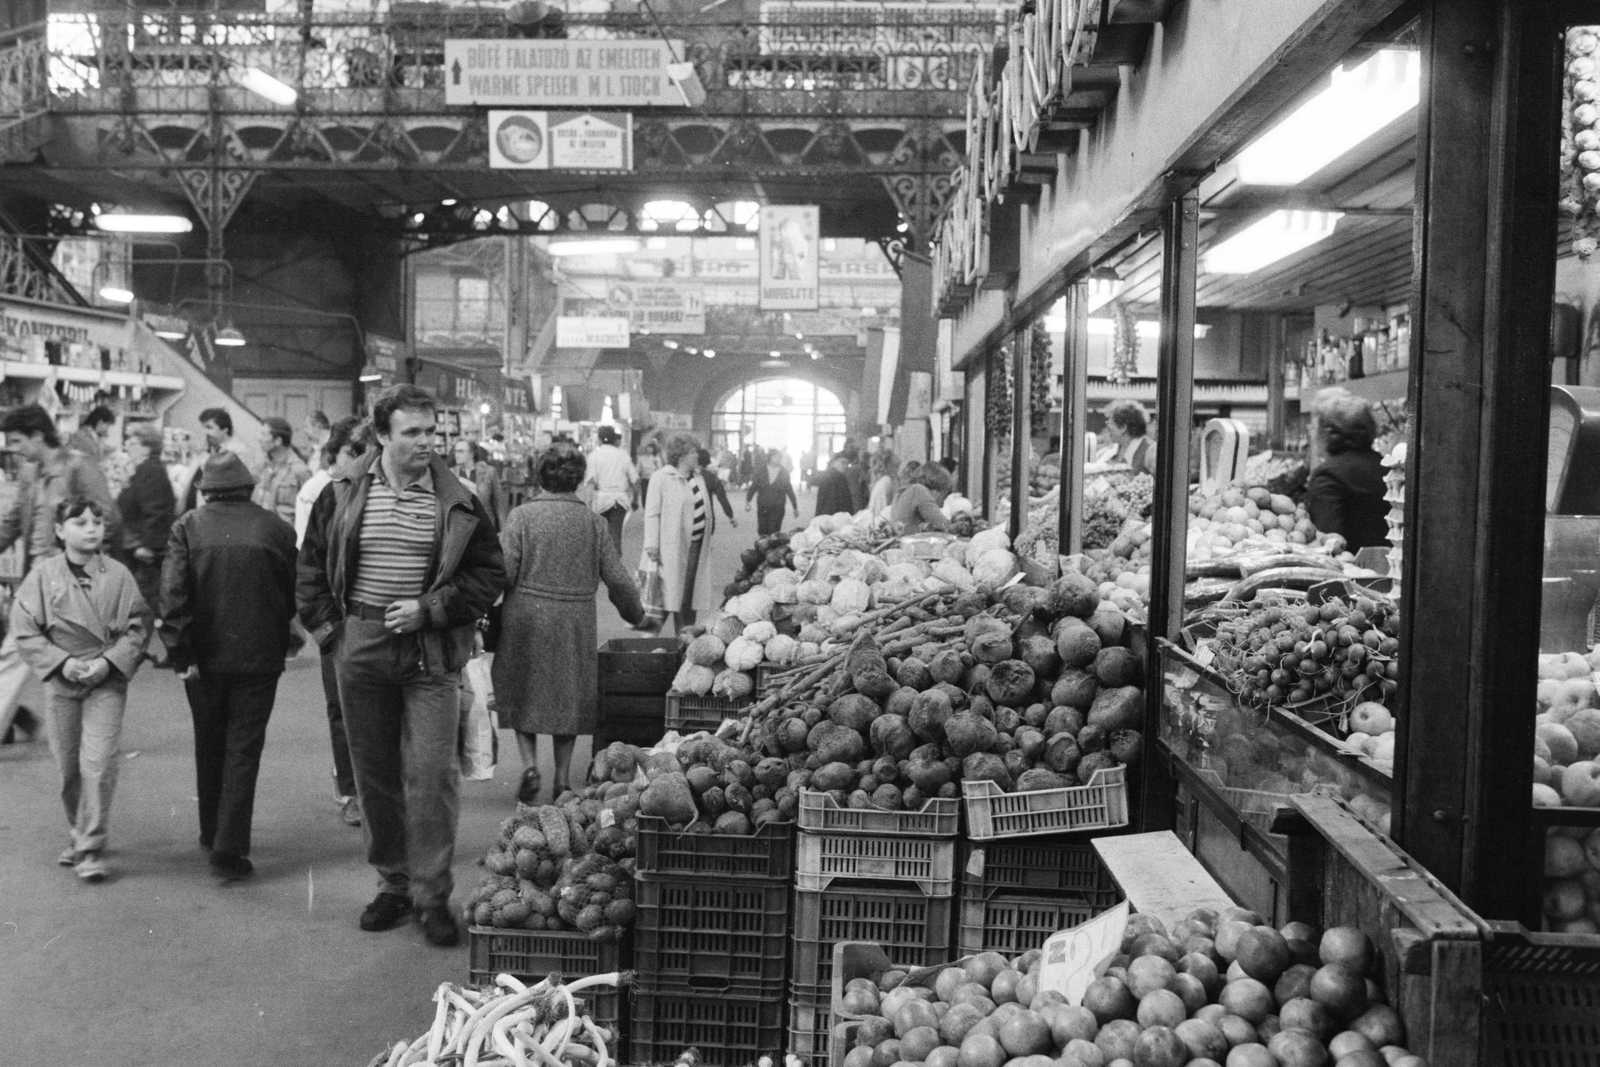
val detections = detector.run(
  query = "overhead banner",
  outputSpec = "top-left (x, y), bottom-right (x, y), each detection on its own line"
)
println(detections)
top-left (758, 205), bottom-right (820, 310)
top-left (445, 39), bottom-right (684, 108)
top-left (489, 111), bottom-right (634, 170)
top-left (607, 282), bottom-right (705, 334)
top-left (556, 315), bottom-right (631, 349)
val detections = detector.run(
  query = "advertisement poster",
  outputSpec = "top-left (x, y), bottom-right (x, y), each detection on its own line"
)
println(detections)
top-left (489, 111), bottom-right (633, 170)
top-left (445, 39), bottom-right (683, 107)
top-left (758, 205), bottom-right (820, 310)
top-left (608, 282), bottom-right (705, 334)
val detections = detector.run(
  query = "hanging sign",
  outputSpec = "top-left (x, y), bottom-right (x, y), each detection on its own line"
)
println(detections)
top-left (556, 316), bottom-right (631, 349)
top-left (445, 39), bottom-right (684, 107)
top-left (607, 282), bottom-right (705, 334)
top-left (758, 205), bottom-right (820, 310)
top-left (2, 298), bottom-right (131, 354)
top-left (489, 111), bottom-right (634, 169)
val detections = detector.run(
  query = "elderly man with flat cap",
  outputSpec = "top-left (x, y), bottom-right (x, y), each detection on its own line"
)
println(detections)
top-left (160, 452), bottom-right (298, 881)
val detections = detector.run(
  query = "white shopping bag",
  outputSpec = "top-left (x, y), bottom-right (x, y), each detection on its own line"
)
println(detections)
top-left (459, 655), bottom-right (499, 781)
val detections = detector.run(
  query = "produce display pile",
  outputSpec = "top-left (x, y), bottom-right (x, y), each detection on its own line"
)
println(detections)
top-left (741, 567), bottom-right (1148, 811)
top-left (1542, 826), bottom-right (1600, 935)
top-left (1083, 474), bottom-right (1154, 551)
top-left (366, 970), bottom-right (628, 1067)
top-left (670, 516), bottom-right (1021, 703)
top-left (1532, 649), bottom-right (1600, 810)
top-left (461, 745), bottom-right (650, 939)
top-left (1563, 26), bottom-right (1600, 258)
top-left (1205, 595), bottom-right (1400, 720)
top-left (838, 910), bottom-right (1429, 1067)
top-left (1187, 484), bottom-right (1333, 562)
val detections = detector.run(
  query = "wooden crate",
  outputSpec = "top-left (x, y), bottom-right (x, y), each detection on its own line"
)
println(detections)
top-left (1287, 796), bottom-right (1482, 1067)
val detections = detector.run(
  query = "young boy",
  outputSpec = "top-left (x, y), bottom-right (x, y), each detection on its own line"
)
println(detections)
top-left (11, 497), bottom-right (152, 882)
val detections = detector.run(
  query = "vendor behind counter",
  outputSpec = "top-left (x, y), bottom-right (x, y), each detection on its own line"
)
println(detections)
top-left (1305, 390), bottom-right (1388, 552)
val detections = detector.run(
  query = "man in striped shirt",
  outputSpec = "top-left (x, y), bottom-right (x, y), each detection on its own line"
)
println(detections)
top-left (297, 385), bottom-right (505, 948)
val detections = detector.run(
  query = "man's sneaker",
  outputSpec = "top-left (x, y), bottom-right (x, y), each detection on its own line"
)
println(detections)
top-left (340, 796), bottom-right (362, 827)
top-left (210, 853), bottom-right (254, 881)
top-left (359, 892), bottom-right (414, 932)
top-left (418, 904), bottom-right (461, 947)
top-left (75, 852), bottom-right (109, 883)
top-left (57, 846), bottom-right (79, 867)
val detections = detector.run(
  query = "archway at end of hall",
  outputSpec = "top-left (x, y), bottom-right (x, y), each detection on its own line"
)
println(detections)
top-left (712, 378), bottom-right (847, 484)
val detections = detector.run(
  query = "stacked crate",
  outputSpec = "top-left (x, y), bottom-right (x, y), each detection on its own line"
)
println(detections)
top-left (788, 791), bottom-right (961, 1064)
top-left (596, 638), bottom-right (680, 748)
top-left (630, 814), bottom-right (796, 1067)
top-left (956, 836), bottom-right (1122, 955)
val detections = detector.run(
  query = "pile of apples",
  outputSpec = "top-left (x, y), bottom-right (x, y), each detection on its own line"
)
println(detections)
top-left (838, 906), bottom-right (1428, 1067)
top-left (1544, 826), bottom-right (1600, 934)
top-left (1187, 485), bottom-right (1328, 562)
top-left (1532, 650), bottom-right (1600, 809)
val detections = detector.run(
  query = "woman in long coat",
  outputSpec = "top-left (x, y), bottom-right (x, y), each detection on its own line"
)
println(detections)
top-left (643, 433), bottom-right (719, 633)
top-left (493, 443), bottom-right (644, 801)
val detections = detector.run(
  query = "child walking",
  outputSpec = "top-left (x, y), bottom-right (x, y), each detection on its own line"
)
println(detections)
top-left (10, 497), bottom-right (152, 882)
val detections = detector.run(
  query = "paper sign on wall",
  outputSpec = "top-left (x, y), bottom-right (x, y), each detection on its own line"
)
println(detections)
top-left (556, 315), bottom-right (631, 349)
top-left (758, 205), bottom-right (820, 310)
top-left (1038, 901), bottom-right (1130, 1006)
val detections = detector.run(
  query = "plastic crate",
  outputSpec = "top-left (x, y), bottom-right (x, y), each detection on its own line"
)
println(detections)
top-left (832, 1020), bottom-right (858, 1067)
top-left (791, 885), bottom-right (955, 1002)
top-left (961, 765), bottom-right (1130, 840)
top-left (633, 877), bottom-right (791, 993)
top-left (788, 995), bottom-right (833, 1065)
top-left (466, 927), bottom-right (626, 1033)
top-left (628, 989), bottom-right (787, 1067)
top-left (598, 637), bottom-right (682, 694)
top-left (798, 790), bottom-right (960, 837)
top-left (665, 691), bottom-right (751, 733)
top-left (635, 814), bottom-right (796, 881)
top-left (1481, 923), bottom-right (1600, 1066)
top-left (796, 832), bottom-right (957, 896)
top-left (957, 890), bottom-right (1113, 956)
top-left (958, 837), bottom-right (1120, 903)
top-left (595, 692), bottom-right (666, 750)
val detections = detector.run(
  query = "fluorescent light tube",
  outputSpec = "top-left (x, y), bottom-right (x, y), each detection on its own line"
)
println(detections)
top-left (1235, 49), bottom-right (1420, 186)
top-left (546, 238), bottom-right (641, 256)
top-left (1203, 210), bottom-right (1343, 274)
top-left (94, 213), bottom-right (193, 234)
top-left (239, 66), bottom-right (298, 107)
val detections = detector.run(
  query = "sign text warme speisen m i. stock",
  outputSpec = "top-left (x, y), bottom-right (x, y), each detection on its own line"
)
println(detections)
top-left (446, 40), bottom-right (685, 108)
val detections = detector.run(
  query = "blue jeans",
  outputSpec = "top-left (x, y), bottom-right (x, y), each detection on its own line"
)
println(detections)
top-left (44, 678), bottom-right (128, 854)
top-left (335, 616), bottom-right (462, 909)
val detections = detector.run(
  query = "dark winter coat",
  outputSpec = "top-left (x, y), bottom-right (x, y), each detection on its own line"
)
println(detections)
top-left (160, 499), bottom-right (298, 674)
top-left (118, 454), bottom-right (177, 557)
top-left (1305, 448), bottom-right (1389, 552)
top-left (814, 468), bottom-right (856, 517)
top-left (296, 451), bottom-right (506, 676)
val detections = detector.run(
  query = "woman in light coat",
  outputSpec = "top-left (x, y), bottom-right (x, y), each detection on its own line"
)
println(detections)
top-left (642, 433), bottom-right (718, 633)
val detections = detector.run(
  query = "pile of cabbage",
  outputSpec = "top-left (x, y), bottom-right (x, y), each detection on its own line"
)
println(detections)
top-left (670, 527), bottom-right (1026, 703)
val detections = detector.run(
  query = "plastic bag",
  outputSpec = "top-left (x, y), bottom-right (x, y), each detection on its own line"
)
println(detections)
top-left (636, 553), bottom-right (667, 615)
top-left (458, 656), bottom-right (498, 781)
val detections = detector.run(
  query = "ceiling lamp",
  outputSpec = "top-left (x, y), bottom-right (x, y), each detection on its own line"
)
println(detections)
top-left (1235, 49), bottom-right (1420, 186)
top-left (761, 358), bottom-right (788, 368)
top-left (145, 313), bottom-right (188, 340)
top-left (98, 285), bottom-right (134, 304)
top-left (358, 360), bottom-right (384, 383)
top-left (1086, 319), bottom-right (1213, 339)
top-left (546, 238), bottom-right (642, 256)
top-left (237, 65), bottom-right (298, 107)
top-left (1203, 210), bottom-right (1343, 274)
top-left (94, 211), bottom-right (193, 234)
top-left (214, 324), bottom-right (247, 347)
top-left (703, 349), bottom-right (715, 358)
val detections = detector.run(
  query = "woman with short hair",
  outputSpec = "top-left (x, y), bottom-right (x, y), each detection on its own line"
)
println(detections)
top-left (1096, 400), bottom-right (1156, 475)
top-left (891, 461), bottom-right (952, 535)
top-left (1305, 390), bottom-right (1388, 552)
top-left (493, 442), bottom-right (645, 801)
top-left (643, 433), bottom-right (718, 632)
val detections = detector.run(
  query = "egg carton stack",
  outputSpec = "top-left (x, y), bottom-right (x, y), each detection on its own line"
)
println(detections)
top-left (628, 816), bottom-right (796, 1067)
top-left (1381, 442), bottom-right (1406, 588)
top-left (786, 792), bottom-right (960, 1064)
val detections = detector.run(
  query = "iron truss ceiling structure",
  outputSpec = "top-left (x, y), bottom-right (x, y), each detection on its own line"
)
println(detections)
top-left (0, 6), bottom-right (1000, 251)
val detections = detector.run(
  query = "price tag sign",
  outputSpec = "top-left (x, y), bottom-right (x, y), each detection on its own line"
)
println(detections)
top-left (1038, 901), bottom-right (1130, 1006)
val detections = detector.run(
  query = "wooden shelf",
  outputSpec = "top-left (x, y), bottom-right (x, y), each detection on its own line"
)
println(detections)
top-left (0, 360), bottom-right (184, 394)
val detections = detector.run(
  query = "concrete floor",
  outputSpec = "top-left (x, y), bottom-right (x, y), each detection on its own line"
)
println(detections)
top-left (0, 495), bottom-right (809, 1067)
